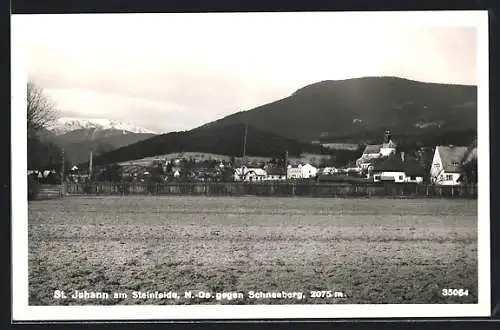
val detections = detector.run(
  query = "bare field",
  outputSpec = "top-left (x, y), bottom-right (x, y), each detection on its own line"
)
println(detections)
top-left (28, 196), bottom-right (478, 305)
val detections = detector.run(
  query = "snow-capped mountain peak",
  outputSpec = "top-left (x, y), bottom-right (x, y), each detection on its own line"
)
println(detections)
top-left (51, 117), bottom-right (158, 135)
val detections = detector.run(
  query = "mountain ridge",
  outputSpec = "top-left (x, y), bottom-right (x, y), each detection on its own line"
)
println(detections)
top-left (51, 117), bottom-right (157, 135)
top-left (198, 76), bottom-right (477, 142)
top-left (36, 127), bottom-right (156, 166)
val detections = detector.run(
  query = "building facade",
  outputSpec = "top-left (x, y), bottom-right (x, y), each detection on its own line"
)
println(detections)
top-left (430, 145), bottom-right (469, 186)
top-left (287, 164), bottom-right (318, 179)
top-left (234, 166), bottom-right (267, 182)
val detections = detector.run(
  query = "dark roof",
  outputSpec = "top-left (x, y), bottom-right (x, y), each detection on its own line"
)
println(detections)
top-left (372, 154), bottom-right (405, 172)
top-left (403, 158), bottom-right (425, 177)
top-left (436, 146), bottom-right (468, 172)
top-left (363, 144), bottom-right (382, 154)
top-left (266, 166), bottom-right (286, 175)
top-left (372, 154), bottom-right (425, 176)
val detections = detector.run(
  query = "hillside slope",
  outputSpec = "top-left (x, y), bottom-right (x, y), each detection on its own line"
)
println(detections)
top-left (87, 124), bottom-right (323, 167)
top-left (200, 76), bottom-right (477, 142)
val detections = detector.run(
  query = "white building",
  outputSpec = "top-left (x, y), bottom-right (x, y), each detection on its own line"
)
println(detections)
top-left (320, 167), bottom-right (338, 175)
top-left (371, 155), bottom-right (406, 183)
top-left (430, 145), bottom-right (468, 186)
top-left (380, 139), bottom-right (397, 157)
top-left (234, 166), bottom-right (267, 182)
top-left (287, 164), bottom-right (317, 179)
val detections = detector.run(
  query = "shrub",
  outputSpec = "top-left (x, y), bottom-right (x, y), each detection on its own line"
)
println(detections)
top-left (28, 175), bottom-right (40, 200)
top-left (83, 182), bottom-right (93, 194)
top-left (147, 182), bottom-right (157, 194)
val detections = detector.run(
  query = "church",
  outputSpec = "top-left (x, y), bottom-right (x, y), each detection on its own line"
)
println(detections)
top-left (356, 130), bottom-right (397, 170)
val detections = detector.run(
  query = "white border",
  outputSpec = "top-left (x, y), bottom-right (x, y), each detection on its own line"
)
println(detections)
top-left (11, 10), bottom-right (490, 321)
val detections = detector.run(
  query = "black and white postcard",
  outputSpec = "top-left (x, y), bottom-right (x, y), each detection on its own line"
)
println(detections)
top-left (11, 10), bottom-right (490, 321)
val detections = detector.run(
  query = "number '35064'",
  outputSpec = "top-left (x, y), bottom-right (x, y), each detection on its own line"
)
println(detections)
top-left (441, 288), bottom-right (469, 297)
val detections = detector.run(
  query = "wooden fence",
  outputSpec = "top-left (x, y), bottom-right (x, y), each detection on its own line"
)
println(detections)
top-left (62, 182), bottom-right (478, 198)
top-left (33, 184), bottom-right (64, 200)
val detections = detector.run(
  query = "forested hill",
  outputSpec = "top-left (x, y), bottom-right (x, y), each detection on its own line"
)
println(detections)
top-left (199, 76), bottom-right (477, 143)
top-left (87, 123), bottom-right (324, 167)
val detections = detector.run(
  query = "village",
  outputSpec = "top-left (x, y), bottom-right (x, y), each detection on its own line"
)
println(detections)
top-left (230, 130), bottom-right (477, 186)
top-left (29, 130), bottom-right (478, 188)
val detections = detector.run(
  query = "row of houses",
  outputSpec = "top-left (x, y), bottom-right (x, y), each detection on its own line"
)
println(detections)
top-left (233, 163), bottom-right (318, 182)
top-left (27, 170), bottom-right (60, 183)
top-left (232, 130), bottom-right (477, 185)
top-left (233, 156), bottom-right (425, 184)
top-left (355, 130), bottom-right (477, 186)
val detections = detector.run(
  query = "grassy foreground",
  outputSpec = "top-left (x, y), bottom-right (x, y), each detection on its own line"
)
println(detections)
top-left (28, 196), bottom-right (478, 305)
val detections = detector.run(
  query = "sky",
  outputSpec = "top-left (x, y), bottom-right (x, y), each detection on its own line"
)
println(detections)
top-left (19, 12), bottom-right (479, 134)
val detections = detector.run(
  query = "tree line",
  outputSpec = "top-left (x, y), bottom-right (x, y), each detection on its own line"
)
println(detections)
top-left (27, 82), bottom-right (67, 172)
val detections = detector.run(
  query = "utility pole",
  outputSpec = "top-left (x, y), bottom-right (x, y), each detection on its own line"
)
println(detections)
top-left (89, 151), bottom-right (93, 182)
top-left (285, 149), bottom-right (288, 179)
top-left (242, 124), bottom-right (248, 159)
top-left (61, 149), bottom-right (65, 184)
top-left (59, 149), bottom-right (65, 197)
top-left (242, 124), bottom-right (248, 181)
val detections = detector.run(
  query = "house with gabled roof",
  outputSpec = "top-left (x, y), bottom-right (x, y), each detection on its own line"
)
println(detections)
top-left (234, 166), bottom-right (267, 182)
top-left (430, 145), bottom-right (469, 186)
top-left (370, 153), bottom-right (406, 183)
top-left (287, 163), bottom-right (317, 179)
top-left (370, 152), bottom-right (425, 183)
top-left (319, 167), bottom-right (338, 175)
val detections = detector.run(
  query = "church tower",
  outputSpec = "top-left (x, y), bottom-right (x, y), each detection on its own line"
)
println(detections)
top-left (384, 130), bottom-right (392, 144)
top-left (380, 129), bottom-right (396, 157)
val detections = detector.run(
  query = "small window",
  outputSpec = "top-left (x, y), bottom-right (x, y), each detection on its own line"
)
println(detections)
top-left (434, 163), bottom-right (440, 168)
top-left (446, 174), bottom-right (453, 181)
top-left (399, 176), bottom-right (403, 180)
top-left (374, 175), bottom-right (380, 180)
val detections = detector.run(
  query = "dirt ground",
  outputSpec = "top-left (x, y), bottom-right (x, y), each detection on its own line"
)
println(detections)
top-left (28, 196), bottom-right (478, 305)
